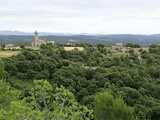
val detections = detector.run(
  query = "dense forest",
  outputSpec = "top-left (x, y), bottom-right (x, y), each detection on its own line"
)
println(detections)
top-left (0, 43), bottom-right (160, 119)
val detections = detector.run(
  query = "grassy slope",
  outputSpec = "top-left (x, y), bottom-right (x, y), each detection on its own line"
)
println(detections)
top-left (0, 51), bottom-right (21, 57)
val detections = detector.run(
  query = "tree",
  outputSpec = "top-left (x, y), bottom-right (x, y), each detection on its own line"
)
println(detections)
top-left (94, 91), bottom-right (137, 120)
top-left (125, 43), bottom-right (140, 48)
top-left (60, 49), bottom-right (68, 59)
top-left (134, 44), bottom-right (140, 48)
top-left (52, 85), bottom-right (93, 120)
top-left (129, 49), bottom-right (134, 54)
top-left (149, 44), bottom-right (160, 54)
top-left (97, 44), bottom-right (105, 51)
top-left (151, 106), bottom-right (160, 120)
top-left (20, 45), bottom-right (25, 49)
top-left (0, 100), bottom-right (42, 120)
top-left (0, 80), bottom-right (19, 110)
top-left (25, 80), bottom-right (93, 119)
top-left (112, 56), bottom-right (121, 66)
top-left (0, 80), bottom-right (93, 119)
top-left (97, 44), bottom-right (105, 48)
top-left (125, 43), bottom-right (134, 48)
top-left (0, 58), bottom-right (4, 79)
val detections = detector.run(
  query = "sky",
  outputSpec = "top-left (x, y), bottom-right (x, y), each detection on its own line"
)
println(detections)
top-left (1, 0), bottom-right (160, 34)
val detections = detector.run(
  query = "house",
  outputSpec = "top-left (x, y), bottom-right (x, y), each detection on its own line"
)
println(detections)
top-left (121, 48), bottom-right (127, 52)
top-left (121, 47), bottom-right (131, 53)
top-left (66, 42), bottom-right (73, 46)
top-left (66, 39), bottom-right (77, 46)
top-left (111, 46), bottom-right (116, 50)
top-left (4, 44), bottom-right (14, 50)
top-left (116, 43), bottom-right (123, 48)
top-left (47, 41), bottom-right (55, 44)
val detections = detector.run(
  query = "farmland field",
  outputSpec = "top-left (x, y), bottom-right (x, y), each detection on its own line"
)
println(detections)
top-left (0, 51), bottom-right (21, 57)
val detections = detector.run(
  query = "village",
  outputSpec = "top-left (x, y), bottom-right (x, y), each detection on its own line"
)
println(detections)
top-left (3, 31), bottom-right (132, 52)
top-left (3, 31), bottom-right (85, 51)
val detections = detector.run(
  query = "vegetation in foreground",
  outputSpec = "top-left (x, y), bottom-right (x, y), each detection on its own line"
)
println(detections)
top-left (0, 43), bottom-right (160, 119)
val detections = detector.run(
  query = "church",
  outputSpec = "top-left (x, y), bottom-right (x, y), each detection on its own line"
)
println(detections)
top-left (31, 31), bottom-right (54, 48)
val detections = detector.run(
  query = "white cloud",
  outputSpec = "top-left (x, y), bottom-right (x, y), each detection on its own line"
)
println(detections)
top-left (0, 0), bottom-right (160, 34)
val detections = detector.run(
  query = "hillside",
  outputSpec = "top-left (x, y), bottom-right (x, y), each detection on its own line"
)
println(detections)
top-left (0, 43), bottom-right (160, 119)
top-left (0, 33), bottom-right (160, 46)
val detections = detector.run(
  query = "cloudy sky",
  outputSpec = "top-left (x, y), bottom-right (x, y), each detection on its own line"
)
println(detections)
top-left (1, 0), bottom-right (160, 34)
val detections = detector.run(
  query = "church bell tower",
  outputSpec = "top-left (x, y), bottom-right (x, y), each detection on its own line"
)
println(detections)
top-left (34, 30), bottom-right (39, 41)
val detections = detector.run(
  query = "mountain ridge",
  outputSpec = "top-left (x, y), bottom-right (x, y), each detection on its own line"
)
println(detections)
top-left (1, 30), bottom-right (160, 36)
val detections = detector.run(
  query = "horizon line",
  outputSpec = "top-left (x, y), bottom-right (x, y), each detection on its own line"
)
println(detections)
top-left (0, 30), bottom-right (160, 35)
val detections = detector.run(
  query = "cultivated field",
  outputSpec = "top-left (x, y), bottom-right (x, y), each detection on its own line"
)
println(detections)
top-left (0, 51), bottom-right (21, 57)
top-left (110, 47), bottom-right (149, 56)
top-left (64, 47), bottom-right (84, 51)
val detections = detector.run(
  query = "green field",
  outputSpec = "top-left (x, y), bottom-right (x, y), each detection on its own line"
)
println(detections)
top-left (0, 51), bottom-right (21, 57)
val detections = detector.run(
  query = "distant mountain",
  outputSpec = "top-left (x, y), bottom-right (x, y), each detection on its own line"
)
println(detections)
top-left (0, 30), bottom-right (56, 36)
top-left (0, 34), bottom-right (160, 46)
top-left (0, 30), bottom-right (160, 46)
top-left (0, 30), bottom-right (79, 36)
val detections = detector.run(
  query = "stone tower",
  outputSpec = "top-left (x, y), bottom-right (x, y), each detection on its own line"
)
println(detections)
top-left (34, 30), bottom-right (39, 41)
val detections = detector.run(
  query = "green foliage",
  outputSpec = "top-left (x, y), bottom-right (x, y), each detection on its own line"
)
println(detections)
top-left (94, 91), bottom-right (137, 120)
top-left (20, 45), bottom-right (25, 49)
top-left (0, 80), bottom-right (19, 110)
top-left (129, 49), bottom-right (134, 54)
top-left (97, 44), bottom-right (105, 48)
top-left (1, 43), bottom-right (160, 119)
top-left (0, 80), bottom-right (93, 119)
top-left (149, 44), bottom-right (160, 54)
top-left (125, 42), bottom-right (134, 48)
top-left (125, 43), bottom-right (140, 48)
top-left (0, 58), bottom-right (4, 79)
top-left (60, 49), bottom-right (69, 59)
top-left (0, 100), bottom-right (42, 120)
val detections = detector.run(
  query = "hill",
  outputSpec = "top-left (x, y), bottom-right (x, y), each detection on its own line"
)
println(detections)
top-left (0, 34), bottom-right (160, 46)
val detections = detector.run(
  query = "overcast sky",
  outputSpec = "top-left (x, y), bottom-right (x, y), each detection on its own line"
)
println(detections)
top-left (1, 0), bottom-right (160, 34)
